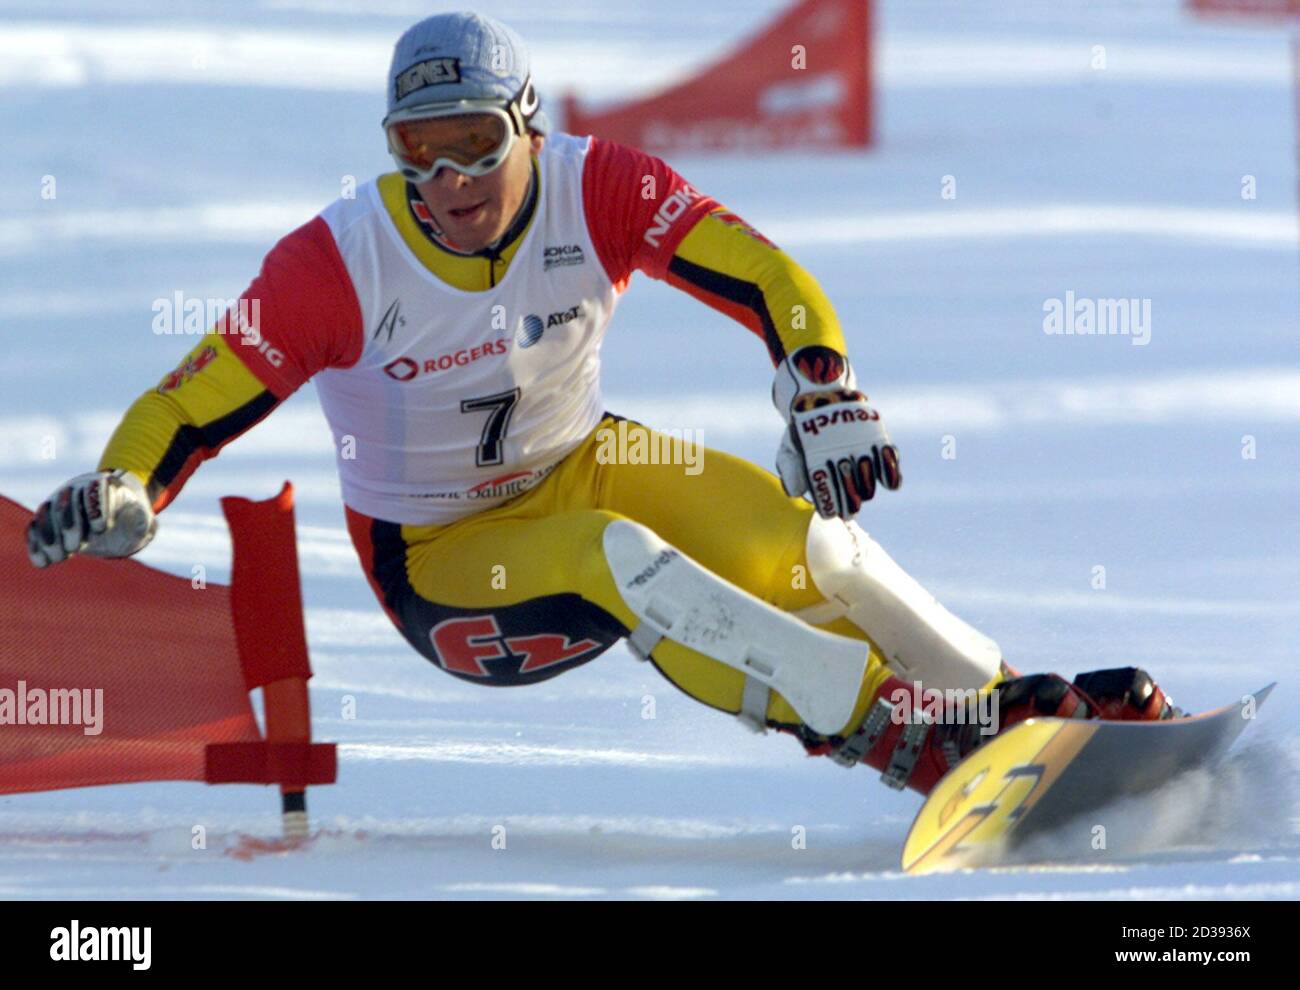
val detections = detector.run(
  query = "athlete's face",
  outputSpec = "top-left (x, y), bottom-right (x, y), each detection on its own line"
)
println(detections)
top-left (413, 130), bottom-right (544, 252)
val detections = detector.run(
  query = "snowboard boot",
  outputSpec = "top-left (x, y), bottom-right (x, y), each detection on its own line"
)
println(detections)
top-left (1072, 666), bottom-right (1182, 721)
top-left (826, 667), bottom-right (1176, 796)
top-left (817, 672), bottom-right (1090, 795)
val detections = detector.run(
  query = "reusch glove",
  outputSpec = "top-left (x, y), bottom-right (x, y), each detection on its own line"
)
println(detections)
top-left (773, 345), bottom-right (901, 520)
top-left (27, 468), bottom-right (157, 568)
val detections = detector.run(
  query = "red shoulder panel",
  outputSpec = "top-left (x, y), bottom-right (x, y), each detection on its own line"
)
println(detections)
top-left (215, 215), bottom-right (364, 398)
top-left (581, 137), bottom-right (719, 291)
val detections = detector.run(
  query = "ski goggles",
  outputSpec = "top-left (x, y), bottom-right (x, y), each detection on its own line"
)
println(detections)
top-left (382, 79), bottom-right (539, 182)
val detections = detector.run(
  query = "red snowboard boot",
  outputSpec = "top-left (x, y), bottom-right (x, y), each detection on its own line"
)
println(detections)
top-left (829, 666), bottom-right (1179, 796)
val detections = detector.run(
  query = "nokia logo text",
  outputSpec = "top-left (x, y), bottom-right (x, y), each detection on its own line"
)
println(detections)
top-left (644, 185), bottom-right (702, 248)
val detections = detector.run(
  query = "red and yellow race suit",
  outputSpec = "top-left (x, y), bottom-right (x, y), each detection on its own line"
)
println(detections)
top-left (98, 133), bottom-right (893, 744)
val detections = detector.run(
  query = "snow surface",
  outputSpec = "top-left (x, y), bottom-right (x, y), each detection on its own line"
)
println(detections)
top-left (0, 0), bottom-right (1297, 899)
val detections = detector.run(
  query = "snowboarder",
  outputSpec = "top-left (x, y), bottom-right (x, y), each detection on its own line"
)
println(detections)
top-left (24, 12), bottom-right (1177, 796)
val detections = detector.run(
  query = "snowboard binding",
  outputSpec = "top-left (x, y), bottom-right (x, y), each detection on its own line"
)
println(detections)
top-left (826, 665), bottom-right (1180, 796)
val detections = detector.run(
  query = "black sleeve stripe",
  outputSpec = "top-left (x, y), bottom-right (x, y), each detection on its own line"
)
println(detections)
top-left (667, 255), bottom-right (786, 365)
top-left (149, 390), bottom-right (281, 500)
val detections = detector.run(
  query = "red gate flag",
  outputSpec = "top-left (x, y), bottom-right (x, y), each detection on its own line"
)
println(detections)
top-left (1187, 0), bottom-right (1300, 15)
top-left (563, 0), bottom-right (872, 153)
top-left (0, 483), bottom-right (335, 796)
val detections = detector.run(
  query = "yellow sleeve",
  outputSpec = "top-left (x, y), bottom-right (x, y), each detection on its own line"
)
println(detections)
top-left (98, 331), bottom-right (281, 512)
top-left (663, 208), bottom-right (848, 366)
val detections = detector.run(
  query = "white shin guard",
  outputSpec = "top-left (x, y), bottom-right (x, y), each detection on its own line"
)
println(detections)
top-left (799, 515), bottom-right (1001, 691)
top-left (603, 518), bottom-right (870, 736)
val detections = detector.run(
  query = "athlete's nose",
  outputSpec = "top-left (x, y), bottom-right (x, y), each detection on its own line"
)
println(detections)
top-left (433, 165), bottom-right (473, 189)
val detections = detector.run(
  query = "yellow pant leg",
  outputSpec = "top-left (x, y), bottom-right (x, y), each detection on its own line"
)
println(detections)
top-left (346, 433), bottom-right (642, 684)
top-left (591, 418), bottom-right (892, 738)
top-left (346, 416), bottom-right (891, 739)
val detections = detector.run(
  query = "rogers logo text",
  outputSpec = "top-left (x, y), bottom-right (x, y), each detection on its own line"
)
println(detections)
top-left (644, 185), bottom-right (702, 249)
top-left (384, 339), bottom-right (509, 381)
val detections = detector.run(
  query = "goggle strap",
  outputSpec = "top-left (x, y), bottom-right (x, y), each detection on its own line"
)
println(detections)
top-left (506, 77), bottom-right (535, 136)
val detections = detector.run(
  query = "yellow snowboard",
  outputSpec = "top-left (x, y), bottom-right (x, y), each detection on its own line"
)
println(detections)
top-left (902, 684), bottom-right (1274, 875)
